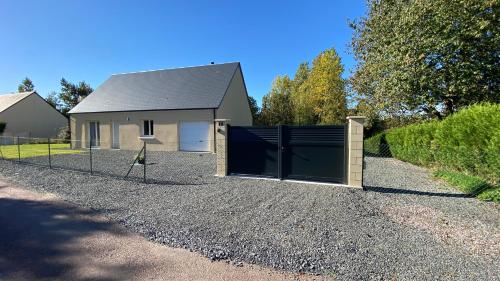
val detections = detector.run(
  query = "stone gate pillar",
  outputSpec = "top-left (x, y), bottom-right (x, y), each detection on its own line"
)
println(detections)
top-left (215, 119), bottom-right (230, 176)
top-left (346, 116), bottom-right (366, 188)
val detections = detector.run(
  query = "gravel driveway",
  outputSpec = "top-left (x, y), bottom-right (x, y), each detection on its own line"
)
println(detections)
top-left (18, 149), bottom-right (216, 184)
top-left (0, 182), bottom-right (319, 281)
top-left (0, 152), bottom-right (498, 280)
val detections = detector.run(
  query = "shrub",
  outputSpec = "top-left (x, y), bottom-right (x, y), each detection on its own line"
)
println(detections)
top-left (0, 122), bottom-right (6, 134)
top-left (56, 126), bottom-right (71, 141)
top-left (434, 103), bottom-right (500, 181)
top-left (383, 120), bottom-right (440, 166)
top-left (486, 131), bottom-right (500, 182)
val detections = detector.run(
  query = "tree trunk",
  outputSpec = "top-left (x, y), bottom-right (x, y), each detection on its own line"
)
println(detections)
top-left (443, 98), bottom-right (455, 117)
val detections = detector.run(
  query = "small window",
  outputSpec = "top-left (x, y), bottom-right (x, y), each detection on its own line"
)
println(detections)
top-left (143, 120), bottom-right (154, 136)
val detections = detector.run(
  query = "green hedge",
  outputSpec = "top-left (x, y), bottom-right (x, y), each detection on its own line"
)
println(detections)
top-left (365, 103), bottom-right (500, 183)
top-left (385, 120), bottom-right (440, 166)
top-left (364, 132), bottom-right (387, 155)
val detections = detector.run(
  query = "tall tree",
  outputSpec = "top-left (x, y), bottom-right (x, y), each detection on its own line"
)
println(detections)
top-left (58, 78), bottom-right (93, 114)
top-left (350, 0), bottom-right (499, 121)
top-left (293, 62), bottom-right (310, 88)
top-left (291, 62), bottom-right (315, 125)
top-left (247, 96), bottom-right (261, 124)
top-left (46, 91), bottom-right (60, 109)
top-left (18, 77), bottom-right (35, 92)
top-left (303, 48), bottom-right (347, 124)
top-left (260, 75), bottom-right (294, 125)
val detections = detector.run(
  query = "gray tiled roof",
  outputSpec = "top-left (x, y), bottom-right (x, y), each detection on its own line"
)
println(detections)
top-left (69, 62), bottom-right (240, 114)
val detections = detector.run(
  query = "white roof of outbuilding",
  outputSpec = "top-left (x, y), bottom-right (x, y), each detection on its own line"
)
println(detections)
top-left (0, 91), bottom-right (34, 112)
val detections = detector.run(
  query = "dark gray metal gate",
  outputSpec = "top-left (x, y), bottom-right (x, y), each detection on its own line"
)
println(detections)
top-left (227, 126), bottom-right (279, 178)
top-left (228, 125), bottom-right (346, 183)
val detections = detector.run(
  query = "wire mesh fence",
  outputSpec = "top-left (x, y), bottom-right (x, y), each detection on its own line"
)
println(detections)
top-left (363, 142), bottom-right (393, 158)
top-left (0, 136), bottom-right (217, 184)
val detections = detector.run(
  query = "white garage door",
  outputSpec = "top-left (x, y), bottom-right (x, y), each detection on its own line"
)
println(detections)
top-left (179, 121), bottom-right (210, 152)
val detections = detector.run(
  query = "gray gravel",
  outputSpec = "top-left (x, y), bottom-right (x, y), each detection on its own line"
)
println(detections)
top-left (0, 152), bottom-right (498, 280)
top-left (18, 149), bottom-right (216, 184)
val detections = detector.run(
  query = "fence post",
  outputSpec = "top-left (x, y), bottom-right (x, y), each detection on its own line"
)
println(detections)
top-left (143, 141), bottom-right (147, 183)
top-left (48, 138), bottom-right (52, 168)
top-left (346, 116), bottom-right (366, 188)
top-left (215, 119), bottom-right (230, 176)
top-left (89, 139), bottom-right (93, 174)
top-left (17, 136), bottom-right (20, 162)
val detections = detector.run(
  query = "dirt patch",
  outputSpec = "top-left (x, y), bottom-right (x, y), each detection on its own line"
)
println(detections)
top-left (382, 204), bottom-right (500, 259)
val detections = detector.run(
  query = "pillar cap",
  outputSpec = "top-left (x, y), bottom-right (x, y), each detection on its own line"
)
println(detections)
top-left (346, 116), bottom-right (366, 120)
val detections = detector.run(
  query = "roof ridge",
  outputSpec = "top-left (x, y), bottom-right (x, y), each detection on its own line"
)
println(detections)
top-left (0, 91), bottom-right (35, 96)
top-left (111, 62), bottom-right (240, 76)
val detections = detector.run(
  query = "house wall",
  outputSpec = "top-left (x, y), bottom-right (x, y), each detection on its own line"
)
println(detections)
top-left (216, 66), bottom-right (253, 126)
top-left (69, 65), bottom-right (252, 152)
top-left (70, 109), bottom-right (215, 152)
top-left (0, 93), bottom-right (68, 139)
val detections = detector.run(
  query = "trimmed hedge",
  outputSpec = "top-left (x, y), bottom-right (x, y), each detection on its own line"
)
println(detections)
top-left (365, 103), bottom-right (500, 183)
top-left (385, 120), bottom-right (440, 165)
top-left (364, 132), bottom-right (388, 155)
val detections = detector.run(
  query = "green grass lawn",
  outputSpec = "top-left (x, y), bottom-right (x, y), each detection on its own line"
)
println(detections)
top-left (434, 170), bottom-right (499, 202)
top-left (0, 143), bottom-right (84, 159)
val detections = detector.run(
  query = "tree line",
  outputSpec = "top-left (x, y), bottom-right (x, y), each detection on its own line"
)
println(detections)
top-left (250, 48), bottom-right (348, 126)
top-left (15, 0), bottom-right (497, 131)
top-left (16, 77), bottom-right (93, 115)
top-left (350, 0), bottom-right (498, 133)
top-left (250, 0), bottom-right (498, 134)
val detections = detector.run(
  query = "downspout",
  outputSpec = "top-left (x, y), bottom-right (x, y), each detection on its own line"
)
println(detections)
top-left (213, 108), bottom-right (217, 153)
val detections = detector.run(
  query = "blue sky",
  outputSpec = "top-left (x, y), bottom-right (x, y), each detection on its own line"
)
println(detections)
top-left (0, 0), bottom-right (366, 104)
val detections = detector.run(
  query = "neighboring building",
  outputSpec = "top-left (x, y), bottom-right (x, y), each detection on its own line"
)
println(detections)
top-left (0, 91), bottom-right (68, 140)
top-left (69, 62), bottom-right (252, 152)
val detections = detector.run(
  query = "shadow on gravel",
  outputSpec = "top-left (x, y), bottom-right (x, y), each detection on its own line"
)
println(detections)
top-left (364, 185), bottom-right (472, 198)
top-left (7, 160), bottom-right (207, 187)
top-left (363, 151), bottom-right (392, 158)
top-left (100, 172), bottom-right (208, 186)
top-left (0, 197), bottom-right (144, 281)
top-left (145, 179), bottom-right (206, 186)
